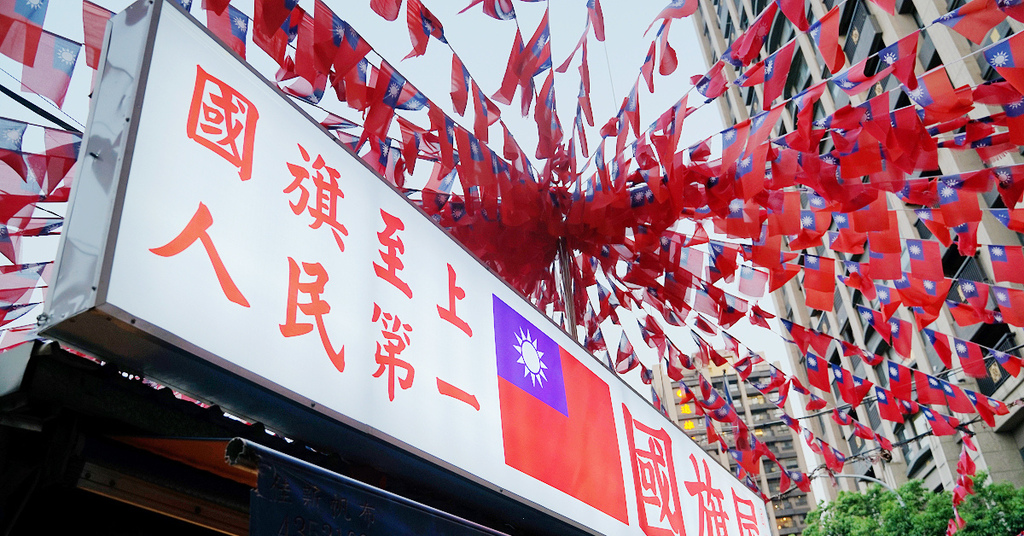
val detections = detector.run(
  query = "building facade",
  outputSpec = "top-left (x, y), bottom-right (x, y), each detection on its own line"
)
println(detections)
top-left (686, 0), bottom-right (1024, 518)
top-left (653, 361), bottom-right (819, 535)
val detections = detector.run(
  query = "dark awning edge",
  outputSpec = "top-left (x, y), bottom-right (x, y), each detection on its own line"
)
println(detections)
top-left (226, 438), bottom-right (511, 536)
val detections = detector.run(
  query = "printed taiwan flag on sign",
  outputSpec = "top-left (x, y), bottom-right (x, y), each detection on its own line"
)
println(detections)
top-left (493, 295), bottom-right (628, 523)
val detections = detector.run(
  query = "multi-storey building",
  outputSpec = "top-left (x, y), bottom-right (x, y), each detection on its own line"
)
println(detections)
top-left (686, 0), bottom-right (1024, 517)
top-left (653, 361), bottom-right (819, 535)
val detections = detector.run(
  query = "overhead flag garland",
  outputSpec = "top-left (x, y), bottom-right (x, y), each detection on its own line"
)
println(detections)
top-left (3, 1), bottom-right (1024, 531)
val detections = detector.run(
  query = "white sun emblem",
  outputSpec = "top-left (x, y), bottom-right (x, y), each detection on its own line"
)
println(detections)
top-left (2, 129), bottom-right (21, 146)
top-left (232, 15), bottom-right (247, 32)
top-left (725, 129), bottom-right (736, 141)
top-left (55, 46), bottom-right (76, 66)
top-left (992, 246), bottom-right (1005, 257)
top-left (962, 281), bottom-right (975, 293)
top-left (729, 199), bottom-right (744, 214)
top-left (838, 79), bottom-right (855, 89)
top-left (861, 310), bottom-right (873, 321)
top-left (334, 24), bottom-right (347, 40)
top-left (764, 60), bottom-right (774, 77)
top-left (514, 329), bottom-right (548, 387)
top-left (908, 87), bottom-right (925, 101)
top-left (997, 291), bottom-right (1008, 301)
top-left (940, 185), bottom-right (955, 198)
top-left (882, 52), bottom-right (897, 65)
top-left (924, 280), bottom-right (935, 290)
top-left (918, 210), bottom-right (931, 220)
top-left (879, 289), bottom-right (889, 300)
top-left (889, 321), bottom-right (899, 331)
top-left (24, 0), bottom-right (43, 7)
top-left (956, 342), bottom-right (968, 354)
top-left (990, 51), bottom-right (1010, 67)
top-left (835, 214), bottom-right (847, 224)
top-left (801, 215), bottom-right (814, 227)
top-left (909, 243), bottom-right (922, 255)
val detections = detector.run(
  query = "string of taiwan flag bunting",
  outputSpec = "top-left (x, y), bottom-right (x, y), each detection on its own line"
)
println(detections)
top-left (5, 0), bottom-right (1024, 529)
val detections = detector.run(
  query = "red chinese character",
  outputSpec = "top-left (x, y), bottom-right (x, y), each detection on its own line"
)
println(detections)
top-left (622, 405), bottom-right (683, 536)
top-left (684, 454), bottom-right (730, 536)
top-left (285, 144), bottom-right (349, 252)
top-left (186, 66), bottom-right (258, 181)
top-left (280, 258), bottom-right (344, 372)
top-left (371, 303), bottom-right (414, 401)
top-left (150, 202), bottom-right (249, 307)
top-left (733, 489), bottom-right (760, 536)
top-left (436, 263), bottom-right (471, 337)
top-left (373, 210), bottom-right (412, 298)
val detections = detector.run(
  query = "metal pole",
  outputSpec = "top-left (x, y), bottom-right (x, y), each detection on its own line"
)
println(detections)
top-left (832, 474), bottom-right (906, 507)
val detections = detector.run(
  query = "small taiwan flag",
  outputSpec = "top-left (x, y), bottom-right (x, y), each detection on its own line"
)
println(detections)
top-left (208, 4), bottom-right (249, 59)
top-left (493, 296), bottom-right (628, 522)
top-left (21, 30), bottom-right (79, 108)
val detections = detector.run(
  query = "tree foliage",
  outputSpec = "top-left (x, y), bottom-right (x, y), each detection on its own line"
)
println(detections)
top-left (802, 473), bottom-right (1024, 536)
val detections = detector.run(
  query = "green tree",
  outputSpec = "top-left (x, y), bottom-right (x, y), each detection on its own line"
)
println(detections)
top-left (802, 472), bottom-right (1024, 536)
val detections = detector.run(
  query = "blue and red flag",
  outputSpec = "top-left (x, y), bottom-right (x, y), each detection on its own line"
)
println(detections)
top-left (905, 238), bottom-right (944, 280)
top-left (875, 386), bottom-right (904, 423)
top-left (988, 244), bottom-right (1024, 284)
top-left (887, 361), bottom-right (913, 400)
top-left (953, 337), bottom-right (989, 378)
top-left (935, 0), bottom-right (1005, 44)
top-left (807, 6), bottom-right (843, 73)
top-left (916, 370), bottom-right (948, 405)
top-left (0, 0), bottom-right (48, 67)
top-left (805, 352), bottom-right (830, 392)
top-left (516, 9), bottom-right (552, 82)
top-left (404, 0), bottom-right (446, 59)
top-left (313, 1), bottom-right (371, 77)
top-left (21, 30), bottom-right (79, 108)
top-left (985, 31), bottom-right (1024, 94)
top-left (459, 0), bottom-right (515, 20)
top-left (207, 3), bottom-right (248, 59)
top-left (493, 296), bottom-right (627, 521)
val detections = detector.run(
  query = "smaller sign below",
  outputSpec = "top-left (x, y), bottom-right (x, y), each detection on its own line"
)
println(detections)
top-left (228, 439), bottom-right (509, 536)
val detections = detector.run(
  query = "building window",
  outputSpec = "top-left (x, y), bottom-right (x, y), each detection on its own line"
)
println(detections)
top-left (777, 516), bottom-right (794, 529)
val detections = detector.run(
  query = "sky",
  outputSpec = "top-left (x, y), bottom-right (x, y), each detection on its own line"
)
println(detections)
top-left (0, 0), bottom-right (795, 398)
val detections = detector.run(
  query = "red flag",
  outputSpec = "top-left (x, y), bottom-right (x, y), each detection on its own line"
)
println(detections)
top-left (21, 31), bottom-right (80, 108)
top-left (922, 407), bottom-right (958, 436)
top-left (953, 338), bottom-right (989, 378)
top-left (937, 0), bottom-right (999, 43)
top-left (803, 254), bottom-right (835, 312)
top-left (805, 352), bottom-right (830, 392)
top-left (906, 238), bottom-right (944, 280)
top-left (924, 328), bottom-right (953, 368)
top-left (82, 1), bottom-right (113, 69)
top-left (941, 380), bottom-right (976, 414)
top-left (450, 55), bottom-right (470, 116)
top-left (207, 4), bottom-right (248, 59)
top-left (988, 244), bottom-right (1024, 284)
top-left (494, 298), bottom-right (628, 522)
top-left (887, 362), bottom-right (913, 400)
top-left (0, 0), bottom-right (45, 67)
top-left (404, 0), bottom-right (445, 59)
top-left (314, 1), bottom-right (372, 77)
top-left (915, 370), bottom-right (947, 405)
top-left (775, 0), bottom-right (808, 30)
top-left (587, 0), bottom-right (605, 41)
top-left (808, 6), bottom-right (843, 73)
top-left (875, 387), bottom-right (904, 423)
top-left (370, 0), bottom-right (402, 21)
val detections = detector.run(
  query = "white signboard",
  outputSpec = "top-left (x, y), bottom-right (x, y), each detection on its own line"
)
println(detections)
top-left (43, 2), bottom-right (771, 536)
